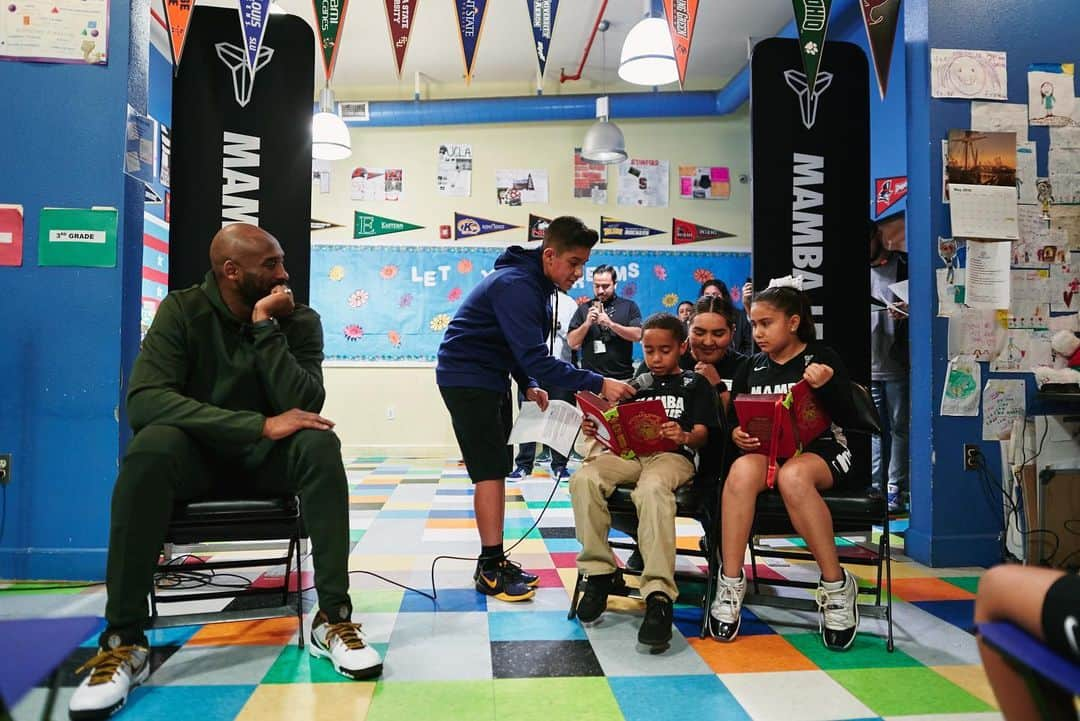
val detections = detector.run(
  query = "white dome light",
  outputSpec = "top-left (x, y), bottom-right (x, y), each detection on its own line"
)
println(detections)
top-left (312, 86), bottom-right (352, 161)
top-left (618, 17), bottom-right (678, 86)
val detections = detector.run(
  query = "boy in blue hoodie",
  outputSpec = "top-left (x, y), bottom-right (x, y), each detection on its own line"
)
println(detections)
top-left (437, 216), bottom-right (636, 601)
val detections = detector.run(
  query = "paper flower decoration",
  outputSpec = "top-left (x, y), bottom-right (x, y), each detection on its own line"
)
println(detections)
top-left (400, 293), bottom-right (413, 308)
top-left (693, 268), bottom-right (714, 284)
top-left (348, 289), bottom-right (369, 308)
top-left (662, 293), bottom-right (679, 308)
top-left (448, 287), bottom-right (462, 302)
top-left (343, 324), bottom-right (364, 341)
top-left (328, 265), bottom-right (346, 282)
top-left (429, 313), bottom-right (451, 332)
top-left (380, 264), bottom-right (399, 280)
top-left (388, 330), bottom-right (402, 347)
top-left (653, 264), bottom-right (667, 281)
top-left (457, 259), bottom-right (473, 274)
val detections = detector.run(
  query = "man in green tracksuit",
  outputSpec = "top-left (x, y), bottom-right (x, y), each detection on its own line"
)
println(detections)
top-left (69, 224), bottom-right (381, 721)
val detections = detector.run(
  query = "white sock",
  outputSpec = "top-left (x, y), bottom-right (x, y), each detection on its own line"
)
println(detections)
top-left (721, 572), bottom-right (743, 584)
top-left (820, 575), bottom-right (846, 590)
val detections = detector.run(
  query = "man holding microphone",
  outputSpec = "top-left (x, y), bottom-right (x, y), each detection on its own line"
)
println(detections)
top-left (437, 217), bottom-right (635, 602)
top-left (568, 265), bottom-right (643, 381)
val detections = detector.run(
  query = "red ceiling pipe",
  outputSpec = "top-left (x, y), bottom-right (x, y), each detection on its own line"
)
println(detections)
top-left (559, 0), bottom-right (610, 84)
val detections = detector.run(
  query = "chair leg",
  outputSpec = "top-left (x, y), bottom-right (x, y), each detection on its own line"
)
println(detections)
top-left (748, 536), bottom-right (760, 595)
top-left (567, 572), bottom-right (584, 620)
top-left (701, 533), bottom-right (718, 640)
top-left (293, 535), bottom-right (305, 649)
top-left (883, 515), bottom-right (895, 652)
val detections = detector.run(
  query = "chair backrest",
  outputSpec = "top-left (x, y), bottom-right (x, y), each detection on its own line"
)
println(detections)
top-left (846, 382), bottom-right (882, 436)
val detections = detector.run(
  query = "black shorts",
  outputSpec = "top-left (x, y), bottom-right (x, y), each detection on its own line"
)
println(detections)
top-left (794, 436), bottom-right (854, 489)
top-left (1042, 573), bottom-right (1080, 662)
top-left (439, 386), bottom-right (513, 483)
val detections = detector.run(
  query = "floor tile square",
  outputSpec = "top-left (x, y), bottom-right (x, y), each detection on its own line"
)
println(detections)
top-left (186, 617), bottom-right (298, 647)
top-left (718, 670), bottom-right (874, 721)
top-left (550, 552), bottom-right (580, 568)
top-left (349, 588), bottom-right (405, 614)
top-left (891, 578), bottom-right (976, 602)
top-left (148, 645), bottom-right (283, 686)
top-left (236, 681), bottom-right (375, 720)
top-left (911, 600), bottom-right (975, 633)
top-left (688, 634), bottom-right (818, 673)
top-left (382, 612), bottom-right (492, 681)
top-left (488, 611), bottom-right (587, 641)
top-left (490, 640), bottom-right (604, 678)
top-left (366, 680), bottom-right (495, 721)
top-left (610, 674), bottom-right (751, 721)
top-left (399, 588), bottom-right (487, 613)
top-left (785, 633), bottom-right (922, 670)
top-left (123, 685), bottom-right (257, 720)
top-left (262, 645), bottom-right (356, 684)
top-left (930, 665), bottom-right (1000, 709)
top-left (590, 633), bottom-right (712, 677)
top-left (940, 577), bottom-right (982, 594)
top-left (492, 677), bottom-right (620, 720)
top-left (828, 667), bottom-right (994, 716)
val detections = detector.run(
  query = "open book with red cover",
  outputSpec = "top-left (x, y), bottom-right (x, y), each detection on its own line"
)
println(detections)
top-left (575, 391), bottom-right (677, 459)
top-left (733, 379), bottom-right (832, 488)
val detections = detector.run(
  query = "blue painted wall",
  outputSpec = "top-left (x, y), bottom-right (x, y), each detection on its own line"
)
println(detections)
top-left (0, 0), bottom-right (148, 579)
top-left (904, 0), bottom-right (1080, 566)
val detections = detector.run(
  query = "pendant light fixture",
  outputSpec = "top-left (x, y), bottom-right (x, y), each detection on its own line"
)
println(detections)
top-left (312, 85), bottom-right (351, 161)
top-left (581, 21), bottom-right (627, 165)
top-left (618, 0), bottom-right (678, 87)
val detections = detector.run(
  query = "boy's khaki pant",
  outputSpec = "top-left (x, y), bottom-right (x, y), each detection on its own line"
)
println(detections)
top-left (569, 441), bottom-right (695, 601)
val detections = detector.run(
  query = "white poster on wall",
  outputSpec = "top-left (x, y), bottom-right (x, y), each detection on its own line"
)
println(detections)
top-left (436, 143), bottom-right (472, 197)
top-left (617, 159), bottom-right (669, 207)
top-left (350, 167), bottom-right (403, 202)
top-left (930, 49), bottom-right (1007, 100)
top-left (495, 169), bottom-right (549, 205)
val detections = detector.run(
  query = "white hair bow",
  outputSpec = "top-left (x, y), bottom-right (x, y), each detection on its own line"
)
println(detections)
top-left (767, 275), bottom-right (805, 291)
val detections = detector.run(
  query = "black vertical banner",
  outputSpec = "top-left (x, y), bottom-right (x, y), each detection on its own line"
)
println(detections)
top-left (170, 7), bottom-right (314, 303)
top-left (751, 38), bottom-right (870, 384)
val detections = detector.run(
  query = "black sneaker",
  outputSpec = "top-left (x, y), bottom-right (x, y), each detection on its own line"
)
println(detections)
top-left (638, 592), bottom-right (674, 648)
top-left (575, 569), bottom-right (626, 622)
top-left (476, 564), bottom-right (535, 602)
top-left (625, 548), bottom-right (644, 572)
top-left (816, 569), bottom-right (859, 650)
top-left (474, 558), bottom-right (539, 588)
top-left (506, 465), bottom-right (531, 480)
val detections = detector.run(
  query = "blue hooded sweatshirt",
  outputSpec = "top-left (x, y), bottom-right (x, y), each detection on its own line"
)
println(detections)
top-left (436, 246), bottom-right (604, 395)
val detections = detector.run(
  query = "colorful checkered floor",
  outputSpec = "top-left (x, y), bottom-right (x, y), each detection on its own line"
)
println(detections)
top-left (6, 457), bottom-right (1000, 721)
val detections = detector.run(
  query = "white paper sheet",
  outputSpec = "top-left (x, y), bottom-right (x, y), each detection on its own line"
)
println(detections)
top-left (887, 279), bottom-right (909, 304)
top-left (941, 355), bottom-right (981, 416)
top-left (436, 143), bottom-right (472, 197)
top-left (1050, 127), bottom-right (1080, 149)
top-left (982, 379), bottom-right (1026, 440)
top-left (937, 267), bottom-right (965, 317)
top-left (970, 101), bottom-right (1029, 135)
top-left (949, 184), bottom-right (1019, 240)
top-left (495, 169), bottom-right (549, 205)
top-left (507, 400), bottom-right (584, 458)
top-left (948, 307), bottom-right (1007, 361)
top-left (617, 159), bottom-right (669, 207)
top-left (1017, 142), bottom-right (1038, 205)
top-left (931, 49), bottom-right (1007, 100)
top-left (965, 240), bottom-right (1011, 308)
top-left (1048, 173), bottom-right (1080, 205)
top-left (1028, 63), bottom-right (1076, 127)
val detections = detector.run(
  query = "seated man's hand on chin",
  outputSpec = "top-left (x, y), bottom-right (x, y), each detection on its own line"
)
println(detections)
top-left (252, 284), bottom-right (295, 323)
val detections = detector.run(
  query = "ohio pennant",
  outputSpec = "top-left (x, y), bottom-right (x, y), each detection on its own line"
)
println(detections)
top-left (662, 0), bottom-right (699, 90)
top-left (454, 0), bottom-right (490, 84)
top-left (791, 0), bottom-right (832, 95)
top-left (384, 0), bottom-right (419, 77)
top-left (314, 0), bottom-right (350, 81)
top-left (859, 0), bottom-right (900, 99)
top-left (526, 0), bottom-right (559, 78)
top-left (672, 218), bottom-right (735, 245)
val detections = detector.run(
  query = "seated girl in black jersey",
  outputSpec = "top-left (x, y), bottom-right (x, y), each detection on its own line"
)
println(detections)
top-left (708, 277), bottom-right (859, 651)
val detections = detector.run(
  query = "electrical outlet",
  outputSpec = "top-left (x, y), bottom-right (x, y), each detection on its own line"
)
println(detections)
top-left (963, 444), bottom-right (980, 470)
top-left (386, 406), bottom-right (395, 421)
top-left (0, 453), bottom-right (10, 485)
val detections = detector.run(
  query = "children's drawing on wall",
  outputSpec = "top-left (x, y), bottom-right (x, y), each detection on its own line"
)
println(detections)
top-left (940, 354), bottom-right (980, 416)
top-left (1028, 64), bottom-right (1076, 127)
top-left (930, 49), bottom-right (1007, 100)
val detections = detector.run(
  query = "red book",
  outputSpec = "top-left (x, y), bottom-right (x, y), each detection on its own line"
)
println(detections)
top-left (575, 391), bottom-right (677, 459)
top-left (734, 380), bottom-right (832, 487)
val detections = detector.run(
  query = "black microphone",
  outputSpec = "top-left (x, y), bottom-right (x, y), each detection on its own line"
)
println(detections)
top-left (629, 373), bottom-right (654, 391)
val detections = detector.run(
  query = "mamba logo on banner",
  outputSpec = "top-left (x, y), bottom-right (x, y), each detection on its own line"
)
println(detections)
top-left (354, 212), bottom-right (422, 238)
top-left (454, 212), bottom-right (518, 239)
top-left (859, 0), bottom-right (900, 99)
top-left (662, 0), bottom-right (699, 89)
top-left (454, 0), bottom-right (489, 83)
top-left (791, 0), bottom-right (832, 98)
top-left (164, 0), bottom-right (195, 70)
top-left (384, 0), bottom-right (419, 77)
top-left (526, 0), bottom-right (559, 78)
top-left (314, 0), bottom-right (350, 80)
top-left (239, 0), bottom-right (270, 73)
top-left (528, 213), bottom-right (551, 243)
top-left (600, 216), bottom-right (664, 243)
top-left (671, 218), bottom-right (735, 245)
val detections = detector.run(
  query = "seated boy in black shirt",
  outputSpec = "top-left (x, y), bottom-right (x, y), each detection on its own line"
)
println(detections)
top-left (569, 313), bottom-right (719, 649)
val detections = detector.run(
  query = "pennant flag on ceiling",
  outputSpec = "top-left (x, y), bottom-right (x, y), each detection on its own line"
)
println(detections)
top-left (874, 176), bottom-right (907, 217)
top-left (163, 0), bottom-right (196, 71)
top-left (454, 211), bottom-right (518, 239)
top-left (454, 0), bottom-right (490, 84)
top-left (600, 217), bottom-right (664, 243)
top-left (314, 0), bottom-right (351, 81)
top-left (662, 0), bottom-right (699, 90)
top-left (791, 0), bottom-right (833, 97)
top-left (528, 214), bottom-right (551, 243)
top-left (354, 211), bottom-right (422, 238)
top-left (238, 0), bottom-right (271, 74)
top-left (384, 0), bottom-right (419, 77)
top-left (671, 218), bottom-right (735, 245)
top-left (859, 0), bottom-right (901, 99)
top-left (526, 0), bottom-right (560, 78)
top-left (311, 218), bottom-right (345, 231)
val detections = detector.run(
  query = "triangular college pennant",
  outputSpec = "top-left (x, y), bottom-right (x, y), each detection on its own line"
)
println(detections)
top-left (354, 211), bottom-right (422, 238)
top-left (526, 0), bottom-right (559, 78)
top-left (859, 0), bottom-right (900, 99)
top-left (528, 214), bottom-right (551, 243)
top-left (314, 0), bottom-right (350, 81)
top-left (662, 0), bottom-right (699, 90)
top-left (454, 212), bottom-right (518, 239)
top-left (600, 217), bottom-right (664, 243)
top-left (454, 0), bottom-right (489, 83)
top-left (163, 0), bottom-right (196, 71)
top-left (791, 0), bottom-right (833, 96)
top-left (384, 0), bottom-right (419, 77)
top-left (672, 218), bottom-right (735, 244)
